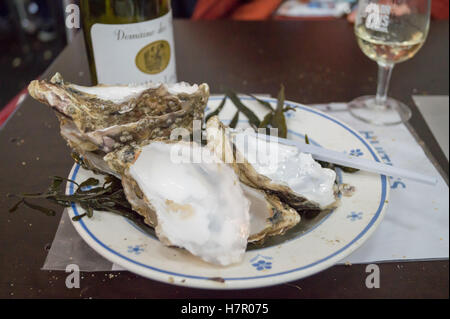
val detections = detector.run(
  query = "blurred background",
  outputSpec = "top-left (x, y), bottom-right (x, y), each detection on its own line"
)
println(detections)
top-left (0, 0), bottom-right (448, 115)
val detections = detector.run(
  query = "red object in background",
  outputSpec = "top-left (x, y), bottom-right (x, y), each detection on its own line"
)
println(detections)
top-left (231, 0), bottom-right (283, 20)
top-left (193, 0), bottom-right (282, 20)
top-left (194, 0), bottom-right (449, 20)
top-left (432, 0), bottom-right (449, 19)
top-left (192, 0), bottom-right (239, 20)
top-left (0, 88), bottom-right (28, 128)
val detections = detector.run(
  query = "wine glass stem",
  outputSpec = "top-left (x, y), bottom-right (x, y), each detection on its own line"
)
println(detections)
top-left (375, 63), bottom-right (394, 107)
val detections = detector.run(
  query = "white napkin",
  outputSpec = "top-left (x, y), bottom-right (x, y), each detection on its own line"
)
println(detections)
top-left (312, 103), bottom-right (449, 264)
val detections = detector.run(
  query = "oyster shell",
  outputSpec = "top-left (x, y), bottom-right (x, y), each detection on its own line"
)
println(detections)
top-left (206, 116), bottom-right (338, 240)
top-left (205, 117), bottom-right (305, 242)
top-left (106, 138), bottom-right (300, 245)
top-left (243, 184), bottom-right (300, 243)
top-left (28, 73), bottom-right (209, 175)
top-left (107, 140), bottom-right (251, 266)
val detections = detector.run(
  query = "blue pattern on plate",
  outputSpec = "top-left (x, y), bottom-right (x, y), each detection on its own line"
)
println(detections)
top-left (347, 212), bottom-right (363, 221)
top-left (285, 110), bottom-right (296, 118)
top-left (250, 254), bottom-right (273, 271)
top-left (349, 149), bottom-right (364, 157)
top-left (127, 245), bottom-right (144, 255)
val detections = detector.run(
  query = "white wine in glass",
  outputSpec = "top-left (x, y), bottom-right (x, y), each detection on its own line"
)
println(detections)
top-left (349, 0), bottom-right (431, 125)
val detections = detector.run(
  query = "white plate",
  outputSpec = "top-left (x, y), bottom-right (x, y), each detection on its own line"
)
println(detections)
top-left (66, 96), bottom-right (389, 289)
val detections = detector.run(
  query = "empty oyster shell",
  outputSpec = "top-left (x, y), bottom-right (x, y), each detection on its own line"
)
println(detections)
top-left (243, 184), bottom-right (300, 243)
top-left (205, 117), bottom-right (306, 242)
top-left (107, 140), bottom-right (251, 266)
top-left (206, 116), bottom-right (338, 241)
top-left (28, 73), bottom-right (209, 175)
top-left (106, 138), bottom-right (300, 245)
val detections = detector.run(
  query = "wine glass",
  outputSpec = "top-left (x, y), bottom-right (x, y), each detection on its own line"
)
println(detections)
top-left (349, 0), bottom-right (431, 125)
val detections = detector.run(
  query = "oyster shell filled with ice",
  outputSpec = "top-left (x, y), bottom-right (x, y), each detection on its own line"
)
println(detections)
top-left (108, 140), bottom-right (251, 266)
top-left (206, 116), bottom-right (338, 240)
top-left (205, 117), bottom-right (304, 242)
top-left (28, 73), bottom-right (209, 175)
top-left (232, 131), bottom-right (338, 211)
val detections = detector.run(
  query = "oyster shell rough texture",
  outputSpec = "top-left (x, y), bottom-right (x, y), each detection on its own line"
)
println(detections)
top-left (28, 73), bottom-right (209, 175)
top-left (242, 184), bottom-right (300, 243)
top-left (110, 141), bottom-right (251, 266)
top-left (206, 116), bottom-right (338, 241)
top-left (206, 116), bottom-right (337, 212)
top-left (205, 117), bottom-right (304, 242)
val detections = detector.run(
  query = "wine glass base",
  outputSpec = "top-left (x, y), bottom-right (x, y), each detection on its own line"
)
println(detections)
top-left (348, 96), bottom-right (412, 126)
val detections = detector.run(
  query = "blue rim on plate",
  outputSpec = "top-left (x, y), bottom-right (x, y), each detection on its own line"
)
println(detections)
top-left (67, 97), bottom-right (388, 283)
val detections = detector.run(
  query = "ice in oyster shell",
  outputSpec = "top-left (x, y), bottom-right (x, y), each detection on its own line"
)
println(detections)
top-left (233, 131), bottom-right (337, 209)
top-left (28, 73), bottom-right (209, 176)
top-left (206, 116), bottom-right (339, 242)
top-left (107, 141), bottom-right (251, 266)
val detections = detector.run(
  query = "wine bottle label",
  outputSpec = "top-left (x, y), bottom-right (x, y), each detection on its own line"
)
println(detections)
top-left (90, 11), bottom-right (177, 85)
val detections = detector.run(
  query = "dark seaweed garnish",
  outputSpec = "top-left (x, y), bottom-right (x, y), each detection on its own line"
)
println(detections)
top-left (8, 175), bottom-right (154, 236)
top-left (226, 90), bottom-right (261, 129)
top-left (205, 95), bottom-right (227, 124)
top-left (210, 86), bottom-right (293, 136)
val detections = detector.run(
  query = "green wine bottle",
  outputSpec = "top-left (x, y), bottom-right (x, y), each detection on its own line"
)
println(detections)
top-left (80, 0), bottom-right (176, 85)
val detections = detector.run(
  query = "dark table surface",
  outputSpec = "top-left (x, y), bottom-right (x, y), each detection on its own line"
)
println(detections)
top-left (0, 20), bottom-right (448, 299)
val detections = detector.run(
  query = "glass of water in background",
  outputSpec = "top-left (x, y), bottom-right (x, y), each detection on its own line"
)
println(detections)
top-left (349, 0), bottom-right (431, 125)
